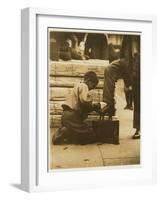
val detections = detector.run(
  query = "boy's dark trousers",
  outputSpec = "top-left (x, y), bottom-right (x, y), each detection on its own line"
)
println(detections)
top-left (61, 109), bottom-right (95, 144)
top-left (54, 110), bottom-right (119, 144)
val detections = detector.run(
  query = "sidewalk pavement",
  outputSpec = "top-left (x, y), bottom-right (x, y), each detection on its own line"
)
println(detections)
top-left (49, 80), bottom-right (140, 169)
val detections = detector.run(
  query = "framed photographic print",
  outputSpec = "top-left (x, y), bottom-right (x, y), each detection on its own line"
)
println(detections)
top-left (21, 7), bottom-right (156, 192)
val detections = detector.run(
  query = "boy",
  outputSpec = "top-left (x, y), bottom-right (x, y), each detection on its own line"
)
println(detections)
top-left (52, 71), bottom-right (100, 144)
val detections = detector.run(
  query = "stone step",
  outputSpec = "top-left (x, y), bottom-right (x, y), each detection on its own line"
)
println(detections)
top-left (49, 76), bottom-right (104, 89)
top-left (49, 87), bottom-right (103, 102)
top-left (50, 60), bottom-right (109, 78)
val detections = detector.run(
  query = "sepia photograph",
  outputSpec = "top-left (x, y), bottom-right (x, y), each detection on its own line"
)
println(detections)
top-left (48, 29), bottom-right (140, 170)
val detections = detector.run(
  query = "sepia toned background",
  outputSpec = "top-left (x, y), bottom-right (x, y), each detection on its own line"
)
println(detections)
top-left (48, 30), bottom-right (140, 170)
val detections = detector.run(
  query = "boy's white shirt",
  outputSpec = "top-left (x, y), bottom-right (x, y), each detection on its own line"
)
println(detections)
top-left (65, 82), bottom-right (93, 111)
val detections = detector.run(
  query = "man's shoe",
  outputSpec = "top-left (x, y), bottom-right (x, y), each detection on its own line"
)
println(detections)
top-left (128, 105), bottom-right (133, 110)
top-left (52, 127), bottom-right (69, 144)
top-left (132, 131), bottom-right (140, 139)
top-left (124, 105), bottom-right (129, 110)
top-left (100, 104), bottom-right (116, 119)
top-left (124, 104), bottom-right (133, 110)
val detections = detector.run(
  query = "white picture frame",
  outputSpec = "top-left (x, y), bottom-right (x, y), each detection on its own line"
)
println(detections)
top-left (21, 7), bottom-right (157, 192)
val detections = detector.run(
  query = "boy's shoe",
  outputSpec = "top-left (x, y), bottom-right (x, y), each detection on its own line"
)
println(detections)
top-left (52, 127), bottom-right (69, 144)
